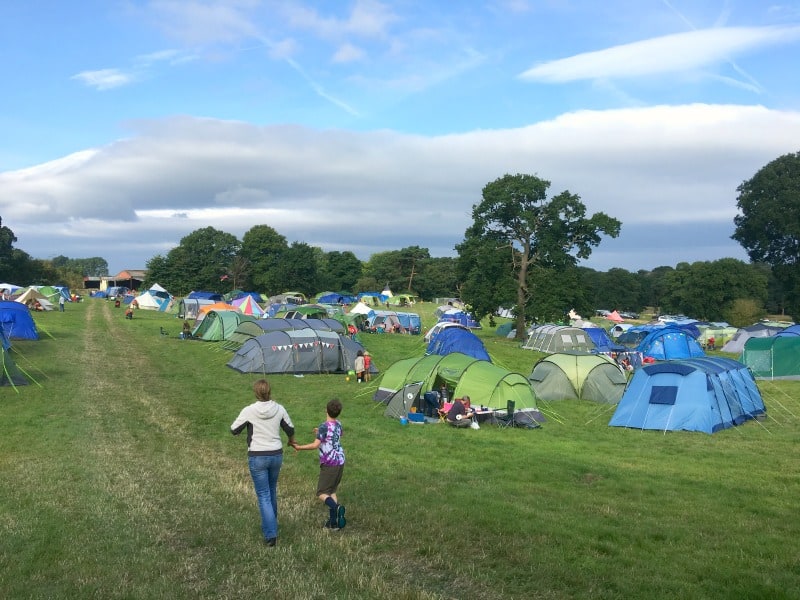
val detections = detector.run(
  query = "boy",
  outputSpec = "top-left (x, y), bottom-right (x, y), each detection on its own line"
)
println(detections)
top-left (292, 399), bottom-right (346, 529)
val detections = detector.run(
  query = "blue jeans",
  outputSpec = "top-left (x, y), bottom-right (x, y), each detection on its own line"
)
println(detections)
top-left (248, 454), bottom-right (283, 540)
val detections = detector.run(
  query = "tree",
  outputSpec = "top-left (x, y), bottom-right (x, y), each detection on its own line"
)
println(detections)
top-left (240, 225), bottom-right (288, 295)
top-left (318, 250), bottom-right (362, 292)
top-left (0, 217), bottom-right (18, 280)
top-left (732, 151), bottom-right (800, 318)
top-left (364, 247), bottom-right (430, 293)
top-left (462, 174), bottom-right (621, 339)
top-left (275, 242), bottom-right (318, 296)
top-left (147, 227), bottom-right (240, 293)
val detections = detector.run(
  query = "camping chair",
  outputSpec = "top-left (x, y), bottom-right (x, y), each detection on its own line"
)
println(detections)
top-left (497, 400), bottom-right (516, 428)
top-left (438, 402), bottom-right (454, 423)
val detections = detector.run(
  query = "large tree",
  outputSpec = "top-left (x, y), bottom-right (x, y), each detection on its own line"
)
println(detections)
top-left (239, 225), bottom-right (288, 295)
top-left (462, 174), bottom-right (621, 339)
top-left (732, 151), bottom-right (800, 318)
top-left (147, 227), bottom-right (240, 293)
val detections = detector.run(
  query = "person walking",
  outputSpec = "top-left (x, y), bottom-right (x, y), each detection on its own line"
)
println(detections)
top-left (230, 379), bottom-right (296, 547)
top-left (292, 398), bottom-right (347, 530)
top-left (354, 350), bottom-right (365, 383)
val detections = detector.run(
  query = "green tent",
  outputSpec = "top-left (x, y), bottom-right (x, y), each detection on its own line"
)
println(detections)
top-left (192, 311), bottom-right (258, 341)
top-left (741, 335), bottom-right (800, 380)
top-left (374, 352), bottom-right (537, 418)
top-left (528, 352), bottom-right (628, 403)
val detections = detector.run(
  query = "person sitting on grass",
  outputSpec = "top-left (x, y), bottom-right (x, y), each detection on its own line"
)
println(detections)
top-left (446, 395), bottom-right (475, 428)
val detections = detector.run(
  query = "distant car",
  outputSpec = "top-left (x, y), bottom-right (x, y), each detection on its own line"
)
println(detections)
top-left (619, 311), bottom-right (639, 319)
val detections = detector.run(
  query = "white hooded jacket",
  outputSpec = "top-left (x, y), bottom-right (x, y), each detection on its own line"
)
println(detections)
top-left (231, 400), bottom-right (295, 455)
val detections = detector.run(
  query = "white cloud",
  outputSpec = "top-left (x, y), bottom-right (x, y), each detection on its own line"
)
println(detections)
top-left (519, 25), bottom-right (800, 83)
top-left (332, 42), bottom-right (366, 63)
top-left (71, 69), bottom-right (135, 90)
top-left (2, 104), bottom-right (799, 273)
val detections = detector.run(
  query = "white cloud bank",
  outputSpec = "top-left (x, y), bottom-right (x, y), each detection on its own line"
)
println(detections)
top-left (1, 104), bottom-right (799, 274)
top-left (520, 25), bottom-right (800, 83)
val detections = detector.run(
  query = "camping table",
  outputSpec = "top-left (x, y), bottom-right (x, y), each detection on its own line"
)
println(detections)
top-left (473, 409), bottom-right (495, 425)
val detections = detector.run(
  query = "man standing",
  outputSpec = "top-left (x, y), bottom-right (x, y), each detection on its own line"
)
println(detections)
top-left (59, 294), bottom-right (65, 312)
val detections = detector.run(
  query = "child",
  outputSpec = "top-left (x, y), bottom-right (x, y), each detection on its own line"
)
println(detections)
top-left (363, 351), bottom-right (372, 382)
top-left (354, 350), bottom-right (365, 383)
top-left (292, 398), bottom-right (346, 530)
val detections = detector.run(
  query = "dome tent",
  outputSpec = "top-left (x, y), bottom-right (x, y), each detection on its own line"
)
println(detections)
top-left (529, 352), bottom-right (627, 403)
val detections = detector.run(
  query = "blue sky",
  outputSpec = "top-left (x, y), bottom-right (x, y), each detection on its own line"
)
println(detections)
top-left (1, 0), bottom-right (800, 278)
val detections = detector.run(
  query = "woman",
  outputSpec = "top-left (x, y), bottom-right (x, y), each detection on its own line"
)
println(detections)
top-left (231, 379), bottom-right (295, 547)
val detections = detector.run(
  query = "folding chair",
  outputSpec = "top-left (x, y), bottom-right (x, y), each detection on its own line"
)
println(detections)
top-left (497, 400), bottom-right (516, 428)
top-left (438, 402), bottom-right (454, 423)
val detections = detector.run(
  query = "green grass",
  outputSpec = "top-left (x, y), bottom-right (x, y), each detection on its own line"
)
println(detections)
top-left (1, 299), bottom-right (799, 599)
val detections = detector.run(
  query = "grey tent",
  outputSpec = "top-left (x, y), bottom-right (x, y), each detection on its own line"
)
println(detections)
top-left (227, 329), bottom-right (375, 375)
top-left (528, 352), bottom-right (627, 403)
top-left (522, 325), bottom-right (596, 353)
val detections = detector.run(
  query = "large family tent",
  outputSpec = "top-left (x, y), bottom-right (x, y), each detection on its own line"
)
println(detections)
top-left (529, 352), bottom-right (627, 403)
top-left (740, 335), bottom-right (800, 380)
top-left (435, 308), bottom-right (481, 329)
top-left (192, 311), bottom-right (258, 341)
top-left (523, 325), bottom-right (596, 353)
top-left (14, 287), bottom-right (53, 310)
top-left (426, 327), bottom-right (491, 361)
top-left (1, 329), bottom-right (28, 387)
top-left (176, 298), bottom-right (217, 320)
top-left (720, 323), bottom-right (784, 354)
top-left (0, 301), bottom-right (38, 340)
top-left (608, 357), bottom-right (765, 434)
top-left (636, 326), bottom-right (704, 360)
top-left (697, 325), bottom-right (739, 349)
top-left (374, 352), bottom-right (537, 419)
top-left (223, 318), bottom-right (344, 350)
top-left (227, 330), bottom-right (372, 375)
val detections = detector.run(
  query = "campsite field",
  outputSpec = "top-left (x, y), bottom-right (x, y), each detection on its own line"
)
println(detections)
top-left (2, 299), bottom-right (799, 600)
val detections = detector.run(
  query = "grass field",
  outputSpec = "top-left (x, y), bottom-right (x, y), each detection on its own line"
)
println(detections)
top-left (2, 299), bottom-right (799, 599)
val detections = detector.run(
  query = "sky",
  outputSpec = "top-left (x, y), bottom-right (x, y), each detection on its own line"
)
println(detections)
top-left (1, 0), bottom-right (800, 278)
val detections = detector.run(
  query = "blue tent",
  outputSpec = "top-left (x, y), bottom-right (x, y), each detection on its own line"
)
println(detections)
top-left (636, 326), bottom-right (704, 360)
top-left (426, 327), bottom-right (491, 362)
top-left (187, 291), bottom-right (224, 302)
top-left (395, 312), bottom-right (421, 334)
top-left (582, 327), bottom-right (628, 354)
top-left (0, 301), bottom-right (39, 340)
top-left (609, 357), bottom-right (766, 434)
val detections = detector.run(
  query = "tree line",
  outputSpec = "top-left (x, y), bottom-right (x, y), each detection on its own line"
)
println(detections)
top-left (2, 151), bottom-right (798, 328)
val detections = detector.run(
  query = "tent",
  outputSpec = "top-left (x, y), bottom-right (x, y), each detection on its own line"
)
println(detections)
top-left (696, 325), bottom-right (739, 349)
top-left (581, 327), bottom-right (628, 354)
top-left (196, 302), bottom-right (237, 322)
top-left (386, 294), bottom-right (417, 307)
top-left (394, 312), bottom-right (422, 334)
top-left (176, 298), bottom-right (217, 320)
top-left (606, 310), bottom-right (624, 323)
top-left (134, 284), bottom-right (173, 312)
top-left (424, 321), bottom-right (468, 342)
top-left (232, 295), bottom-right (265, 317)
top-left (636, 326), bottom-right (704, 360)
top-left (187, 290), bottom-right (225, 302)
top-left (223, 317), bottom-right (344, 350)
top-left (522, 325), bottom-right (596, 353)
top-left (529, 352), bottom-right (628, 403)
top-left (495, 322), bottom-right (514, 337)
top-left (0, 301), bottom-right (38, 340)
top-left (740, 335), bottom-right (800, 380)
top-left (426, 327), bottom-right (491, 362)
top-left (227, 329), bottom-right (373, 375)
top-left (1, 328), bottom-right (28, 388)
top-left (608, 357), bottom-right (766, 433)
top-left (192, 311), bottom-right (258, 341)
top-left (436, 308), bottom-right (481, 329)
top-left (276, 304), bottom-right (329, 320)
top-left (374, 352), bottom-right (537, 419)
top-left (720, 323), bottom-right (784, 354)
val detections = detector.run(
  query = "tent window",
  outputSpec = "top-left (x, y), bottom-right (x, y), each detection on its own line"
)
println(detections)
top-left (649, 385), bottom-right (677, 405)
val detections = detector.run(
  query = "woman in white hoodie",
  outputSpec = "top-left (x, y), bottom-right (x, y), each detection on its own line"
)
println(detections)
top-left (231, 379), bottom-right (296, 547)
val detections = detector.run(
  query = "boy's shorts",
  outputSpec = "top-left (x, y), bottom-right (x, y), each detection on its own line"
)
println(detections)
top-left (317, 464), bottom-right (344, 496)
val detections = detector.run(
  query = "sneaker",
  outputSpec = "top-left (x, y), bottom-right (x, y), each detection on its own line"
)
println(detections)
top-left (323, 519), bottom-right (339, 530)
top-left (264, 537), bottom-right (277, 547)
top-left (336, 504), bottom-right (346, 529)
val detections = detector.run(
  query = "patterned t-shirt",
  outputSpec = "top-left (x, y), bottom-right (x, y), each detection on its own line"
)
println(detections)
top-left (316, 420), bottom-right (345, 467)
